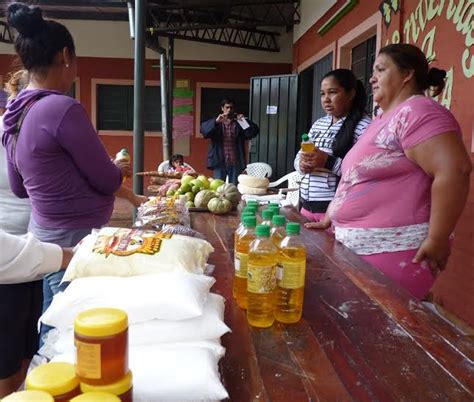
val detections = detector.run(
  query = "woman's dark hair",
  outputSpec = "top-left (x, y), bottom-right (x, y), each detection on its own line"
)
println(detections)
top-left (6, 2), bottom-right (76, 71)
top-left (322, 68), bottom-right (367, 159)
top-left (379, 44), bottom-right (446, 97)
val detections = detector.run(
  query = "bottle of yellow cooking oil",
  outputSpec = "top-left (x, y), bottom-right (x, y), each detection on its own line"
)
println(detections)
top-left (233, 216), bottom-right (257, 309)
top-left (268, 205), bottom-right (280, 217)
top-left (115, 148), bottom-right (130, 162)
top-left (270, 214), bottom-right (286, 247)
top-left (275, 222), bottom-right (306, 324)
top-left (260, 209), bottom-right (274, 226)
top-left (234, 211), bottom-right (255, 257)
top-left (300, 133), bottom-right (315, 153)
top-left (247, 224), bottom-right (278, 328)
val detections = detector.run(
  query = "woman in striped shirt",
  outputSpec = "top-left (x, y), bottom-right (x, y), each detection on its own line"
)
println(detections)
top-left (295, 69), bottom-right (371, 221)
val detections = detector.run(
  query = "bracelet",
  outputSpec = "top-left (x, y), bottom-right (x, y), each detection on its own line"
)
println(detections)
top-left (324, 154), bottom-right (337, 170)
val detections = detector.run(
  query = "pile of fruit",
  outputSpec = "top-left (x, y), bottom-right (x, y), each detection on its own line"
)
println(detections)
top-left (169, 175), bottom-right (241, 215)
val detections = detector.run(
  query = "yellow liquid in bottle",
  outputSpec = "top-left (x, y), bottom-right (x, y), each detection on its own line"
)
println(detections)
top-left (233, 232), bottom-right (254, 309)
top-left (275, 246), bottom-right (306, 324)
top-left (247, 251), bottom-right (277, 328)
top-left (301, 142), bottom-right (315, 153)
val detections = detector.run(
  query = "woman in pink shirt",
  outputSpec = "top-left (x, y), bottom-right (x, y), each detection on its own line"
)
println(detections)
top-left (307, 44), bottom-right (471, 299)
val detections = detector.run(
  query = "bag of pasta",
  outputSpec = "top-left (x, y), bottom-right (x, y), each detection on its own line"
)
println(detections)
top-left (62, 227), bottom-right (214, 282)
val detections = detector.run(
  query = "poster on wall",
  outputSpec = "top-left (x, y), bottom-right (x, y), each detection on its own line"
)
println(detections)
top-left (172, 87), bottom-right (194, 139)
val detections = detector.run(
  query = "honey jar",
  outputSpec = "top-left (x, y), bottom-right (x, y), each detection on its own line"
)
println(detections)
top-left (80, 371), bottom-right (133, 402)
top-left (74, 307), bottom-right (128, 385)
top-left (71, 392), bottom-right (121, 402)
top-left (25, 362), bottom-right (80, 401)
top-left (2, 390), bottom-right (54, 402)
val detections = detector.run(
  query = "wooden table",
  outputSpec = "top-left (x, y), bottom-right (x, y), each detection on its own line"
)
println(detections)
top-left (191, 209), bottom-right (474, 402)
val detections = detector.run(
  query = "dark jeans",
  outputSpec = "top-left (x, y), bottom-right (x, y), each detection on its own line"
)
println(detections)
top-left (213, 165), bottom-right (240, 185)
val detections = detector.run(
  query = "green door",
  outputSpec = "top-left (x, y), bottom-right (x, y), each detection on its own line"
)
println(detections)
top-left (249, 74), bottom-right (298, 180)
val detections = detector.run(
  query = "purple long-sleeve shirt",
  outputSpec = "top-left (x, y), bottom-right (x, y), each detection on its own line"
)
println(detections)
top-left (2, 89), bottom-right (122, 229)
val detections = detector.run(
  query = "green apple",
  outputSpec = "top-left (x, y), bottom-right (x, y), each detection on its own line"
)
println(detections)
top-left (180, 183), bottom-right (192, 193)
top-left (197, 175), bottom-right (210, 189)
top-left (181, 175), bottom-right (194, 186)
top-left (166, 189), bottom-right (175, 196)
top-left (185, 201), bottom-right (195, 208)
top-left (210, 179), bottom-right (225, 191)
top-left (185, 192), bottom-right (195, 202)
top-left (192, 185), bottom-right (200, 194)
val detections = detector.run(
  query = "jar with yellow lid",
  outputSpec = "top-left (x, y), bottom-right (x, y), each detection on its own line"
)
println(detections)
top-left (80, 371), bottom-right (133, 402)
top-left (74, 308), bottom-right (128, 385)
top-left (25, 362), bottom-right (80, 401)
top-left (2, 390), bottom-right (54, 402)
top-left (71, 392), bottom-right (121, 402)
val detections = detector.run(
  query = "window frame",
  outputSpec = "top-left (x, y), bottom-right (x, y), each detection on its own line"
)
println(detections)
top-left (195, 82), bottom-right (250, 138)
top-left (91, 78), bottom-right (161, 137)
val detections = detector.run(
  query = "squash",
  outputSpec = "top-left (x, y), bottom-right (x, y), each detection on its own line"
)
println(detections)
top-left (215, 183), bottom-right (241, 207)
top-left (208, 197), bottom-right (232, 215)
top-left (237, 183), bottom-right (267, 195)
top-left (194, 190), bottom-right (217, 209)
top-left (238, 174), bottom-right (269, 189)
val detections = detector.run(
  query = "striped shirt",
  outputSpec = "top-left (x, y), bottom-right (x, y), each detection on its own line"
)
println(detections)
top-left (294, 114), bottom-right (371, 202)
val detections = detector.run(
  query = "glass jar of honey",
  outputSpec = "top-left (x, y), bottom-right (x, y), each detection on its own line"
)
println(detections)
top-left (74, 307), bottom-right (128, 385)
top-left (2, 390), bottom-right (54, 402)
top-left (71, 392), bottom-right (121, 402)
top-left (25, 362), bottom-right (80, 401)
top-left (80, 371), bottom-right (133, 402)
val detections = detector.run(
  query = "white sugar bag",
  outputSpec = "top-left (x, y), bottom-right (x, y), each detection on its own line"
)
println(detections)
top-left (41, 293), bottom-right (230, 359)
top-left (51, 340), bottom-right (229, 401)
top-left (63, 227), bottom-right (214, 281)
top-left (40, 273), bottom-right (215, 331)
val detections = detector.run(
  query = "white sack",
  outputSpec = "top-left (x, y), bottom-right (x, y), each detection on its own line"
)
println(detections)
top-left (63, 227), bottom-right (214, 281)
top-left (40, 273), bottom-right (215, 331)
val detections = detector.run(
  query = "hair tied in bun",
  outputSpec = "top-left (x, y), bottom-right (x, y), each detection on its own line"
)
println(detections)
top-left (427, 67), bottom-right (447, 86)
top-left (7, 2), bottom-right (45, 38)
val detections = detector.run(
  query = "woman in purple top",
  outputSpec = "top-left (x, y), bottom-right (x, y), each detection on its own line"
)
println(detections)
top-left (2, 2), bottom-right (130, 344)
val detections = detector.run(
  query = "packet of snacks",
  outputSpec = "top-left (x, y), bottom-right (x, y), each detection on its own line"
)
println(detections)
top-left (135, 196), bottom-right (190, 228)
top-left (62, 227), bottom-right (214, 282)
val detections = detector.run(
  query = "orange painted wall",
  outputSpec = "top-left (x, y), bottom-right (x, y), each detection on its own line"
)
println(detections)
top-left (293, 0), bottom-right (474, 325)
top-left (0, 54), bottom-right (291, 178)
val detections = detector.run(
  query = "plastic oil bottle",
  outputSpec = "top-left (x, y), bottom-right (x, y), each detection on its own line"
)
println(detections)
top-left (270, 214), bottom-right (286, 248)
top-left (233, 216), bottom-right (257, 309)
top-left (301, 133), bottom-right (315, 153)
top-left (234, 210), bottom-right (255, 251)
top-left (260, 209), bottom-right (274, 226)
top-left (247, 224), bottom-right (278, 328)
top-left (275, 222), bottom-right (306, 324)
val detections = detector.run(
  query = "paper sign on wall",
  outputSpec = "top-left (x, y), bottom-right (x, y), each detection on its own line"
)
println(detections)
top-left (266, 105), bottom-right (278, 114)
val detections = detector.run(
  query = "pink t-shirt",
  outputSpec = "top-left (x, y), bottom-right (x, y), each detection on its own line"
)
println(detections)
top-left (329, 95), bottom-right (461, 229)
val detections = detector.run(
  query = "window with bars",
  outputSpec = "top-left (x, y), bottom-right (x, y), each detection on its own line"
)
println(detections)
top-left (97, 84), bottom-right (162, 131)
top-left (351, 36), bottom-right (376, 114)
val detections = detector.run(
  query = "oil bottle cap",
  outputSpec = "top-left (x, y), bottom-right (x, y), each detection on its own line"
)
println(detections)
top-left (261, 209), bottom-right (274, 220)
top-left (301, 133), bottom-right (309, 141)
top-left (256, 224), bottom-right (270, 237)
top-left (240, 212), bottom-right (253, 222)
top-left (243, 216), bottom-right (257, 228)
top-left (242, 206), bottom-right (256, 215)
top-left (286, 222), bottom-right (301, 235)
top-left (272, 215), bottom-right (286, 226)
top-left (26, 362), bottom-right (79, 396)
top-left (246, 200), bottom-right (258, 206)
top-left (268, 205), bottom-right (280, 214)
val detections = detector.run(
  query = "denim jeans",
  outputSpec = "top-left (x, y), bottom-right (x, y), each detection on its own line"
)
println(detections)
top-left (29, 218), bottom-right (95, 347)
top-left (213, 165), bottom-right (240, 185)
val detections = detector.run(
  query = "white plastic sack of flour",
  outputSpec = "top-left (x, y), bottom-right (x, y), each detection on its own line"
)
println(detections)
top-left (42, 293), bottom-right (230, 359)
top-left (51, 340), bottom-right (229, 401)
top-left (62, 227), bottom-right (214, 282)
top-left (40, 272), bottom-right (215, 331)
